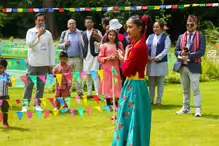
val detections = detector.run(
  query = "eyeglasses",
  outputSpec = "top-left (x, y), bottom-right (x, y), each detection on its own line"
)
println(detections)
top-left (186, 23), bottom-right (194, 27)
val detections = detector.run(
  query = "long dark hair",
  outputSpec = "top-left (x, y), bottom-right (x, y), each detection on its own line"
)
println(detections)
top-left (128, 15), bottom-right (153, 40)
top-left (105, 29), bottom-right (121, 50)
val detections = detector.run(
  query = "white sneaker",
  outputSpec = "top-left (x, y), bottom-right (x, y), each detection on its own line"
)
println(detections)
top-left (176, 109), bottom-right (192, 115)
top-left (53, 107), bottom-right (59, 111)
top-left (195, 108), bottom-right (202, 117)
top-left (35, 106), bottom-right (43, 112)
top-left (21, 106), bottom-right (28, 112)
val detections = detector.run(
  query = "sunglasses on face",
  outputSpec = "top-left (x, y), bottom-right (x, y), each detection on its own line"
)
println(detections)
top-left (186, 23), bottom-right (194, 27)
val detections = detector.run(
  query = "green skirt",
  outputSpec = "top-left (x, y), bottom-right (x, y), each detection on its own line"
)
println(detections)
top-left (112, 80), bottom-right (152, 146)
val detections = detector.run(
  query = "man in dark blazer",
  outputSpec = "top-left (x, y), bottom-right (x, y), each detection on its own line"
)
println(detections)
top-left (173, 15), bottom-right (206, 117)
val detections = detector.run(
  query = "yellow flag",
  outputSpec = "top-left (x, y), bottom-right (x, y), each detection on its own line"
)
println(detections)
top-left (96, 7), bottom-right (102, 11)
top-left (193, 4), bottom-right (200, 7)
top-left (114, 78), bottom-right (119, 84)
top-left (94, 106), bottom-right (102, 112)
top-left (18, 8), bottom-right (23, 12)
top-left (125, 7), bottom-right (131, 11)
top-left (53, 110), bottom-right (59, 116)
top-left (56, 74), bottom-right (62, 86)
top-left (97, 70), bottom-right (104, 81)
top-left (11, 77), bottom-right (16, 86)
top-left (82, 96), bottom-right (88, 107)
top-left (7, 100), bottom-right (13, 108)
top-left (154, 6), bottom-right (160, 10)
top-left (70, 8), bottom-right (75, 12)
top-left (184, 4), bottom-right (190, 8)
top-left (39, 98), bottom-right (47, 107)
top-left (8, 62), bottom-right (12, 68)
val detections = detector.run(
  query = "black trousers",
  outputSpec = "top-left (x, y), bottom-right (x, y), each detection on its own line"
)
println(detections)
top-left (0, 96), bottom-right (9, 124)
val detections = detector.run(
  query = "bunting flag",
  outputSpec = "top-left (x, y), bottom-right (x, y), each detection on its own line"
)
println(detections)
top-left (100, 94), bottom-right (105, 101)
top-left (65, 98), bottom-right (71, 108)
top-left (7, 100), bottom-right (12, 108)
top-left (2, 3), bottom-right (218, 13)
top-left (34, 99), bottom-right (39, 106)
top-left (16, 99), bottom-right (21, 104)
top-left (23, 99), bottom-right (29, 106)
top-left (94, 106), bottom-right (102, 112)
top-left (61, 109), bottom-right (68, 114)
top-left (82, 96), bottom-right (88, 107)
top-left (40, 98), bottom-right (47, 107)
top-left (97, 70), bottom-right (104, 81)
top-left (10, 77), bottom-right (16, 86)
top-left (20, 76), bottom-right (28, 86)
top-left (16, 112), bottom-right (24, 120)
top-left (57, 98), bottom-right (65, 106)
top-left (56, 74), bottom-right (62, 86)
top-left (36, 111), bottom-right (43, 120)
top-left (70, 109), bottom-right (75, 120)
top-left (48, 98), bottom-right (55, 107)
top-left (48, 74), bottom-right (55, 85)
top-left (103, 106), bottom-right (111, 114)
top-left (0, 113), bottom-right (3, 122)
top-left (44, 111), bottom-right (50, 118)
top-left (65, 73), bottom-right (72, 83)
top-left (27, 112), bottom-right (33, 120)
top-left (29, 75), bottom-right (37, 85)
top-left (75, 96), bottom-right (81, 104)
top-left (0, 77), bottom-right (8, 82)
top-left (86, 108), bottom-right (92, 116)
top-left (53, 109), bottom-right (59, 116)
top-left (114, 78), bottom-right (119, 84)
top-left (78, 108), bottom-right (84, 118)
top-left (72, 72), bottom-right (81, 83)
top-left (89, 71), bottom-right (97, 81)
top-left (93, 95), bottom-right (100, 104)
top-left (0, 100), bottom-right (3, 106)
top-left (39, 75), bottom-right (46, 84)
top-left (81, 72), bottom-right (88, 81)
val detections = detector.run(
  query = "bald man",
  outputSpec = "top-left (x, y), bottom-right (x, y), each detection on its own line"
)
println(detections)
top-left (58, 19), bottom-right (84, 97)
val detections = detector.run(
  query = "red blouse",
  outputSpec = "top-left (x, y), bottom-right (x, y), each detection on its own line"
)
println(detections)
top-left (122, 38), bottom-right (148, 78)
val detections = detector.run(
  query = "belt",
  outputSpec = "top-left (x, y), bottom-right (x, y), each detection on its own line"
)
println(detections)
top-left (68, 56), bottom-right (80, 58)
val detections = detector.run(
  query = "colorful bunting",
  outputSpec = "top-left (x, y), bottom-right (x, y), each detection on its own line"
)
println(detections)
top-left (90, 71), bottom-right (97, 81)
top-left (65, 73), bottom-right (72, 83)
top-left (78, 108), bottom-right (84, 118)
top-left (56, 74), bottom-right (62, 86)
top-left (93, 95), bottom-right (100, 104)
top-left (75, 96), bottom-right (81, 104)
top-left (7, 100), bottom-right (12, 108)
top-left (57, 98), bottom-right (65, 106)
top-left (94, 106), bottom-right (102, 112)
top-left (11, 77), bottom-right (16, 86)
top-left (0, 113), bottom-right (3, 122)
top-left (72, 72), bottom-right (81, 83)
top-left (100, 94), bottom-right (105, 101)
top-left (81, 72), bottom-right (88, 81)
top-left (82, 96), bottom-right (88, 107)
top-left (70, 109), bottom-right (75, 120)
top-left (36, 111), bottom-right (43, 120)
top-left (29, 75), bottom-right (37, 85)
top-left (97, 70), bottom-right (104, 81)
top-left (86, 108), bottom-right (92, 116)
top-left (65, 98), bottom-right (71, 108)
top-left (0, 100), bottom-right (3, 106)
top-left (61, 109), bottom-right (68, 114)
top-left (39, 75), bottom-right (46, 84)
top-left (53, 110), bottom-right (59, 116)
top-left (17, 112), bottom-right (24, 120)
top-left (16, 99), bottom-right (21, 104)
top-left (44, 111), bottom-right (50, 118)
top-left (27, 112), bottom-right (33, 120)
top-left (112, 69), bottom-right (118, 76)
top-left (23, 99), bottom-right (29, 106)
top-left (48, 74), bottom-right (55, 84)
top-left (103, 106), bottom-right (111, 114)
top-left (48, 98), bottom-right (55, 107)
top-left (40, 98), bottom-right (47, 107)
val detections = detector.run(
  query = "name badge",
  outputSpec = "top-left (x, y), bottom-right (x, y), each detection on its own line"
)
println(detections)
top-left (40, 43), bottom-right (47, 51)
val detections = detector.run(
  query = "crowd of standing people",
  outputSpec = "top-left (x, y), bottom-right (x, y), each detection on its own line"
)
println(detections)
top-left (0, 12), bottom-right (206, 146)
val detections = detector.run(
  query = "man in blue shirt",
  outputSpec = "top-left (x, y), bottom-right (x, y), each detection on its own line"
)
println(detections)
top-left (58, 19), bottom-right (84, 97)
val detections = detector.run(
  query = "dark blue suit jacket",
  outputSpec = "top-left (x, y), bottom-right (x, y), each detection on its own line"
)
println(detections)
top-left (173, 32), bottom-right (206, 74)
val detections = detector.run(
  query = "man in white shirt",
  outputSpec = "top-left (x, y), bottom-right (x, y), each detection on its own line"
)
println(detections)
top-left (22, 13), bottom-right (56, 112)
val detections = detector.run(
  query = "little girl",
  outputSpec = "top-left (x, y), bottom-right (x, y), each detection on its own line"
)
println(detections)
top-left (53, 51), bottom-right (72, 110)
top-left (98, 29), bottom-right (124, 107)
top-left (0, 58), bottom-right (12, 128)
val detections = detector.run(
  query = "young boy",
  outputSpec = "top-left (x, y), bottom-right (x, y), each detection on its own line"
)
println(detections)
top-left (53, 52), bottom-right (72, 110)
top-left (0, 58), bottom-right (12, 128)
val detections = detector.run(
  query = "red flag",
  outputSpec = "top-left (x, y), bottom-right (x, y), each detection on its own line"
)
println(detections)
top-left (59, 8), bottom-right (65, 12)
top-left (16, 99), bottom-right (21, 104)
top-left (0, 113), bottom-right (3, 122)
top-left (44, 111), bottom-right (50, 118)
top-left (64, 73), bottom-right (72, 83)
top-left (2, 9), bottom-right (7, 13)
top-left (93, 95), bottom-right (100, 104)
top-left (20, 76), bottom-right (28, 86)
top-left (28, 8), bottom-right (34, 12)
top-left (48, 98), bottom-right (55, 107)
top-left (142, 6), bottom-right (148, 10)
top-left (86, 8), bottom-right (92, 11)
top-left (86, 108), bottom-right (92, 116)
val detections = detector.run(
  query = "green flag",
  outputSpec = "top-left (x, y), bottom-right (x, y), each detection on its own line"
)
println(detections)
top-left (65, 98), bottom-right (71, 108)
top-left (72, 72), bottom-right (81, 83)
top-left (29, 75), bottom-right (37, 85)
top-left (112, 69), bottom-right (118, 76)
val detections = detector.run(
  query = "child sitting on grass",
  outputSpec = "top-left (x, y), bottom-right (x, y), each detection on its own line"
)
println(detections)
top-left (0, 58), bottom-right (12, 128)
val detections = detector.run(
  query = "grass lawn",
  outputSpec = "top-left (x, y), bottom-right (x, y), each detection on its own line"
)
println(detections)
top-left (0, 82), bottom-right (219, 146)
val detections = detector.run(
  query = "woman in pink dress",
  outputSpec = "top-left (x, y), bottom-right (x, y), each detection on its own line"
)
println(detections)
top-left (98, 29), bottom-right (124, 107)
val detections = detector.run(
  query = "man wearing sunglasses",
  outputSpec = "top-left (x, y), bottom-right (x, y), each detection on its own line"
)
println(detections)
top-left (173, 15), bottom-right (206, 117)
